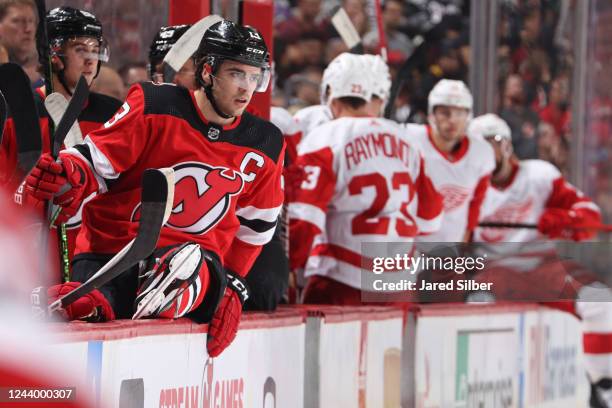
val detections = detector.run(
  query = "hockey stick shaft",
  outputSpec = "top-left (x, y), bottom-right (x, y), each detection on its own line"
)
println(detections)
top-left (45, 93), bottom-right (84, 148)
top-left (0, 91), bottom-right (6, 145)
top-left (48, 168), bottom-right (175, 312)
top-left (479, 221), bottom-right (612, 232)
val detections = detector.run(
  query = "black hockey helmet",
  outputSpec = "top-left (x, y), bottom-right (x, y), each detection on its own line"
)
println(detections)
top-left (47, 7), bottom-right (105, 44)
top-left (195, 19), bottom-right (270, 119)
top-left (46, 7), bottom-right (109, 89)
top-left (195, 19), bottom-right (270, 70)
top-left (148, 24), bottom-right (191, 78)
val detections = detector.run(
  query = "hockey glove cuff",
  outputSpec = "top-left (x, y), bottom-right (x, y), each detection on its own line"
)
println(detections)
top-left (25, 152), bottom-right (96, 224)
top-left (206, 271), bottom-right (249, 357)
top-left (47, 282), bottom-right (115, 322)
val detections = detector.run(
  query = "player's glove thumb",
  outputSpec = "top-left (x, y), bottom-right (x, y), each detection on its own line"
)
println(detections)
top-left (206, 271), bottom-right (249, 357)
top-left (46, 282), bottom-right (115, 322)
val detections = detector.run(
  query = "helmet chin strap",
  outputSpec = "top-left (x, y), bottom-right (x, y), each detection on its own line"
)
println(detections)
top-left (57, 67), bottom-right (74, 97)
top-left (203, 76), bottom-right (232, 119)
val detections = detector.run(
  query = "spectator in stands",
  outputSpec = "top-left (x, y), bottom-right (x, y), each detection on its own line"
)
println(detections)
top-left (118, 61), bottom-right (148, 89)
top-left (413, 39), bottom-right (464, 115)
top-left (500, 74), bottom-right (540, 159)
top-left (342, 0), bottom-right (369, 37)
top-left (363, 0), bottom-right (413, 62)
top-left (276, 0), bottom-right (329, 43)
top-left (539, 74), bottom-right (570, 137)
top-left (91, 65), bottom-right (126, 101)
top-left (0, 0), bottom-right (40, 84)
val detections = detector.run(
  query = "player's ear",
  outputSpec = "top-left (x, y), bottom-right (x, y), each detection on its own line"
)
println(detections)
top-left (201, 63), bottom-right (212, 86)
top-left (51, 55), bottom-right (64, 71)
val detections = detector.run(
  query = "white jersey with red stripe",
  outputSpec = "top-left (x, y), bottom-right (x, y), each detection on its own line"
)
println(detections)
top-left (289, 117), bottom-right (443, 289)
top-left (271, 106), bottom-right (301, 163)
top-left (404, 124), bottom-right (495, 242)
top-left (292, 104), bottom-right (333, 146)
top-left (474, 159), bottom-right (601, 243)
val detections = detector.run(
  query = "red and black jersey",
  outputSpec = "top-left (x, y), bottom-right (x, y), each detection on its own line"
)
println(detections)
top-left (0, 89), bottom-right (122, 191)
top-left (0, 89), bottom-right (121, 283)
top-left (67, 82), bottom-right (285, 277)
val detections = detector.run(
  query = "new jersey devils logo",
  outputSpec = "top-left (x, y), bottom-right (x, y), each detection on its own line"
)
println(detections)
top-left (438, 184), bottom-right (470, 212)
top-left (132, 163), bottom-right (244, 234)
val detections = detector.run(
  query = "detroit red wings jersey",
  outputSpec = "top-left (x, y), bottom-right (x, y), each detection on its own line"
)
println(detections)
top-left (289, 117), bottom-right (442, 289)
top-left (292, 104), bottom-right (332, 145)
top-left (404, 124), bottom-right (495, 242)
top-left (271, 106), bottom-right (301, 163)
top-left (474, 159), bottom-right (601, 243)
top-left (65, 83), bottom-right (285, 277)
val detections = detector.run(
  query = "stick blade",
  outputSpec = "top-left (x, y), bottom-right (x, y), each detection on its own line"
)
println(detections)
top-left (163, 14), bottom-right (223, 73)
top-left (52, 168), bottom-right (175, 310)
top-left (331, 8), bottom-right (361, 50)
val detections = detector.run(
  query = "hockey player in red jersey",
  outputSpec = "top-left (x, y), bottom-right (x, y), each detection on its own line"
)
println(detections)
top-left (1, 7), bottom-right (121, 282)
top-left (148, 24), bottom-right (198, 89)
top-left (289, 53), bottom-right (442, 305)
top-left (470, 113), bottom-right (612, 407)
top-left (404, 79), bottom-right (495, 243)
top-left (24, 19), bottom-right (285, 357)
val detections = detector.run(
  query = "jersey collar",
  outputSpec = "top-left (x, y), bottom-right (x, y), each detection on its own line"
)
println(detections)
top-left (189, 90), bottom-right (242, 131)
top-left (426, 125), bottom-right (470, 162)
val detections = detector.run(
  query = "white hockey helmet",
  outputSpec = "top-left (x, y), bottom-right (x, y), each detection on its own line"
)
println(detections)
top-left (321, 52), bottom-right (372, 104)
top-left (468, 113), bottom-right (512, 141)
top-left (428, 79), bottom-right (473, 115)
top-left (362, 54), bottom-right (391, 102)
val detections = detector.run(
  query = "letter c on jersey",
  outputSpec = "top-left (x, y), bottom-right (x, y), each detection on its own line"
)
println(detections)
top-left (239, 152), bottom-right (264, 183)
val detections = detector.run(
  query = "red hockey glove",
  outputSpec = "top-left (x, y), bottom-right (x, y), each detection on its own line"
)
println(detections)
top-left (538, 208), bottom-right (599, 241)
top-left (47, 282), bottom-right (115, 322)
top-left (25, 153), bottom-right (92, 224)
top-left (206, 271), bottom-right (249, 357)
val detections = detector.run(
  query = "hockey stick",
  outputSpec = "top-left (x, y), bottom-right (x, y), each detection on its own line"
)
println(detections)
top-left (41, 75), bottom-right (89, 282)
top-left (35, 0), bottom-right (52, 93)
top-left (0, 63), bottom-right (42, 180)
top-left (48, 167), bottom-right (175, 312)
top-left (372, 0), bottom-right (387, 60)
top-left (44, 93), bottom-right (84, 148)
top-left (479, 221), bottom-right (612, 232)
top-left (383, 34), bottom-right (425, 119)
top-left (162, 14), bottom-right (223, 83)
top-left (331, 7), bottom-right (363, 53)
top-left (0, 90), bottom-right (6, 145)
top-left (49, 76), bottom-right (89, 157)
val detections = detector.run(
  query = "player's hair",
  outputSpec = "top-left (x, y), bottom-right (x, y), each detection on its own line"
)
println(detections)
top-left (0, 0), bottom-right (36, 21)
top-left (337, 96), bottom-right (367, 110)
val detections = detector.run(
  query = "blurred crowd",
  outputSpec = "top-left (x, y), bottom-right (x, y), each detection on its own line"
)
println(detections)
top-left (0, 0), bottom-right (610, 213)
top-left (272, 0), bottom-right (576, 176)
